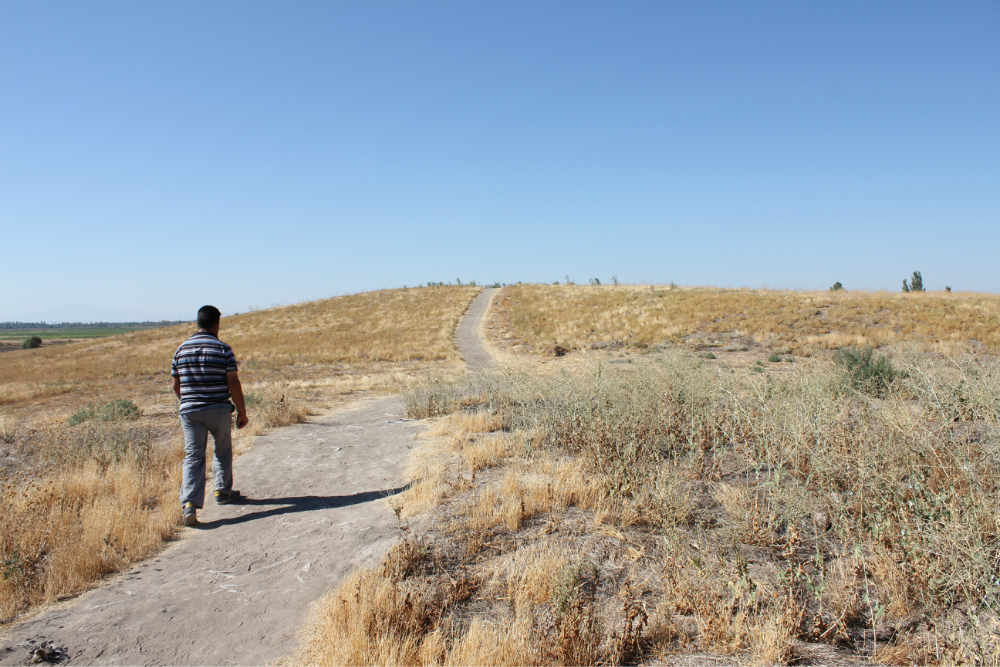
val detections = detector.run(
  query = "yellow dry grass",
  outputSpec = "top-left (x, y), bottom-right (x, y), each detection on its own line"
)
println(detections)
top-left (0, 429), bottom-right (182, 622)
top-left (494, 284), bottom-right (1000, 356)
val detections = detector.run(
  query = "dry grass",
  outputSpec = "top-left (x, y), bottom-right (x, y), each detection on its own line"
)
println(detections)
top-left (297, 348), bottom-right (1000, 665)
top-left (491, 284), bottom-right (1000, 357)
top-left (0, 286), bottom-right (481, 626)
top-left (0, 421), bottom-right (182, 622)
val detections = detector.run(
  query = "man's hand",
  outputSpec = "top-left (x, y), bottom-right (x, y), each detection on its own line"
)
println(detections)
top-left (227, 370), bottom-right (249, 430)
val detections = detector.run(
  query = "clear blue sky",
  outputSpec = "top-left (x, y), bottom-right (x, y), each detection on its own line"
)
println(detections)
top-left (2, 1), bottom-right (997, 322)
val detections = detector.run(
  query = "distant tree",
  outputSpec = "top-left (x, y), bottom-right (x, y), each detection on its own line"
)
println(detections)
top-left (589, 278), bottom-right (601, 286)
top-left (903, 270), bottom-right (925, 293)
top-left (830, 281), bottom-right (844, 291)
top-left (21, 336), bottom-right (42, 349)
top-left (612, 275), bottom-right (619, 286)
top-left (946, 286), bottom-right (952, 293)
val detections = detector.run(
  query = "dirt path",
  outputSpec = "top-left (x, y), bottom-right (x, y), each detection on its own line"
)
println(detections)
top-left (454, 288), bottom-right (496, 370)
top-left (1, 292), bottom-right (495, 666)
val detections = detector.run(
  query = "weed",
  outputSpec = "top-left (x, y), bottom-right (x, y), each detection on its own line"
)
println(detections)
top-left (768, 354), bottom-right (782, 363)
top-left (703, 352), bottom-right (716, 359)
top-left (0, 416), bottom-right (17, 444)
top-left (830, 282), bottom-right (844, 291)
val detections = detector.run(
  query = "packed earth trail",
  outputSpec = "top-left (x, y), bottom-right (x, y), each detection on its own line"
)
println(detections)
top-left (0, 289), bottom-right (497, 667)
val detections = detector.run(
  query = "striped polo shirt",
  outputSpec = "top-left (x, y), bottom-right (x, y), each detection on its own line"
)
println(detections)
top-left (171, 332), bottom-right (238, 414)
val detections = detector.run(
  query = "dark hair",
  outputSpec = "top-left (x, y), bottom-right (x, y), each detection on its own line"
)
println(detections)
top-left (197, 305), bottom-right (221, 330)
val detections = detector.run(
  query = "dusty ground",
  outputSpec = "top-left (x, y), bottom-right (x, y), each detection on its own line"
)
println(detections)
top-left (0, 292), bottom-right (496, 667)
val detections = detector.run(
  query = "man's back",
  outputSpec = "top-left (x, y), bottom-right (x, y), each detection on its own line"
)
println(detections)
top-left (171, 332), bottom-right (238, 414)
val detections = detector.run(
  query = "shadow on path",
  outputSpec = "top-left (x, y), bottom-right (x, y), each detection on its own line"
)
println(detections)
top-left (196, 486), bottom-right (408, 528)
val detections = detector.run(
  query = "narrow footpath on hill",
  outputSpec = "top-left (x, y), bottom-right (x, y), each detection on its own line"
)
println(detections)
top-left (0, 288), bottom-right (498, 667)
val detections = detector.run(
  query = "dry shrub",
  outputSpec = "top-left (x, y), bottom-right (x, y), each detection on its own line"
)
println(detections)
top-left (242, 381), bottom-right (310, 437)
top-left (0, 425), bottom-right (181, 622)
top-left (400, 373), bottom-right (469, 419)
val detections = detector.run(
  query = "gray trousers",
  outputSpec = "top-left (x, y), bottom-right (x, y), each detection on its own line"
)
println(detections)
top-left (179, 404), bottom-right (233, 508)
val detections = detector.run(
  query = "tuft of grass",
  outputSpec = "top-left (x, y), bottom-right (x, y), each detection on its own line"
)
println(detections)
top-left (768, 354), bottom-right (782, 363)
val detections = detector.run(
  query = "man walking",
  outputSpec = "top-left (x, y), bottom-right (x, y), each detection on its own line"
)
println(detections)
top-left (171, 305), bottom-right (249, 526)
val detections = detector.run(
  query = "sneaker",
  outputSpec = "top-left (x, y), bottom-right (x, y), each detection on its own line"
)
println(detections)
top-left (182, 502), bottom-right (198, 526)
top-left (215, 489), bottom-right (242, 505)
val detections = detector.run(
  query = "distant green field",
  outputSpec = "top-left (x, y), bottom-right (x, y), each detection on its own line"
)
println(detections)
top-left (0, 322), bottom-right (187, 343)
top-left (0, 328), bottom-right (148, 341)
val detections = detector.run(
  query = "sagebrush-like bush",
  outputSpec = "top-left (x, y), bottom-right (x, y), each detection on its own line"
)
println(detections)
top-left (68, 399), bottom-right (142, 426)
top-left (834, 346), bottom-right (900, 396)
top-left (21, 336), bottom-right (42, 350)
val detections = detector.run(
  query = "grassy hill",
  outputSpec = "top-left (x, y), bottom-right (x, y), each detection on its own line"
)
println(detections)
top-left (490, 284), bottom-right (1000, 357)
top-left (0, 286), bottom-right (480, 406)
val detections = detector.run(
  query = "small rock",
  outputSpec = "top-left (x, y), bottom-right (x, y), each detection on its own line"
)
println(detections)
top-left (812, 511), bottom-right (832, 532)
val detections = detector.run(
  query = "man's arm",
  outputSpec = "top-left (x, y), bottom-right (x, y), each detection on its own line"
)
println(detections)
top-left (172, 376), bottom-right (181, 401)
top-left (227, 370), bottom-right (249, 429)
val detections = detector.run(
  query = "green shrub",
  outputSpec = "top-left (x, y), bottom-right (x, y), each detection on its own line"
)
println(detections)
top-left (21, 336), bottom-right (42, 350)
top-left (768, 354), bottom-right (782, 363)
top-left (68, 399), bottom-right (142, 426)
top-left (834, 346), bottom-right (900, 396)
top-left (830, 281), bottom-right (843, 291)
top-left (703, 352), bottom-right (716, 359)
